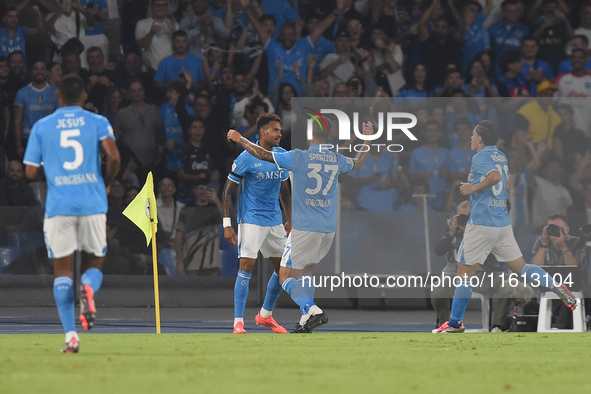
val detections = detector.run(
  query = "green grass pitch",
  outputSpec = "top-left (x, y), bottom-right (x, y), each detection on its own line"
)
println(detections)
top-left (1, 333), bottom-right (590, 394)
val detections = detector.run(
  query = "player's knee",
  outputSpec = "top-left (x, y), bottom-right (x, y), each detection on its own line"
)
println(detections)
top-left (239, 258), bottom-right (256, 273)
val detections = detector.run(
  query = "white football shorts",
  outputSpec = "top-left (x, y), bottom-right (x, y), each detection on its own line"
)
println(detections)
top-left (44, 214), bottom-right (107, 259)
top-left (237, 223), bottom-right (286, 259)
top-left (458, 223), bottom-right (522, 266)
top-left (280, 229), bottom-right (335, 270)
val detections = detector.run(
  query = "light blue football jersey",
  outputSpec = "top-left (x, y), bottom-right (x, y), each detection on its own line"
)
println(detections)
top-left (468, 145), bottom-right (511, 227)
top-left (14, 83), bottom-right (59, 136)
top-left (273, 145), bottom-right (354, 233)
top-left (23, 106), bottom-right (115, 218)
top-left (228, 145), bottom-right (289, 227)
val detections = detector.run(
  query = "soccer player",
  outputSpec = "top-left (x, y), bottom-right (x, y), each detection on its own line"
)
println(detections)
top-left (23, 74), bottom-right (121, 352)
top-left (227, 120), bottom-right (372, 333)
top-left (223, 113), bottom-right (291, 334)
top-left (433, 120), bottom-right (576, 333)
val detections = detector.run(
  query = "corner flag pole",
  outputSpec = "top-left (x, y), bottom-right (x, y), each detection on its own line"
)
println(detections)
top-left (151, 220), bottom-right (161, 334)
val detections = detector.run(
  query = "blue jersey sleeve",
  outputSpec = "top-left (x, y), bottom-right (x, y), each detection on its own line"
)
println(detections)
top-left (471, 152), bottom-right (496, 181)
top-left (273, 150), bottom-right (292, 171)
top-left (336, 152), bottom-right (354, 174)
top-left (23, 122), bottom-right (42, 166)
top-left (154, 59), bottom-right (167, 82)
top-left (14, 87), bottom-right (26, 107)
top-left (97, 115), bottom-right (115, 141)
top-left (228, 152), bottom-right (249, 183)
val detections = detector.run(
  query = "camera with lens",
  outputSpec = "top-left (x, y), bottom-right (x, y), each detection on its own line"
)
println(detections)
top-left (547, 224), bottom-right (561, 238)
top-left (457, 214), bottom-right (469, 227)
top-left (580, 224), bottom-right (591, 243)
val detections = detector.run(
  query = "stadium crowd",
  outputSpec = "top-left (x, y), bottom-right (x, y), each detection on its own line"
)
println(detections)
top-left (1, 0), bottom-right (591, 277)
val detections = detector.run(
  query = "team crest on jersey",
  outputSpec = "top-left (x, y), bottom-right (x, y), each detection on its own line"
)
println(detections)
top-left (256, 171), bottom-right (265, 181)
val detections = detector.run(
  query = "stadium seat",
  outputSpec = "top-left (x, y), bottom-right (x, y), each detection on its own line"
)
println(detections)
top-left (536, 292), bottom-right (587, 332)
top-left (7, 232), bottom-right (44, 252)
top-left (465, 292), bottom-right (490, 332)
top-left (0, 247), bottom-right (22, 274)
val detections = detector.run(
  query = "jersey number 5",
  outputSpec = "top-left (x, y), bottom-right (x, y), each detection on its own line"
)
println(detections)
top-left (305, 163), bottom-right (338, 195)
top-left (60, 129), bottom-right (84, 170)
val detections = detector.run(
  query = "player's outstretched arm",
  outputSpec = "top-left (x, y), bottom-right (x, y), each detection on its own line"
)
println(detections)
top-left (280, 180), bottom-right (292, 235)
top-left (222, 179), bottom-right (238, 245)
top-left (351, 122), bottom-right (373, 170)
top-left (101, 138), bottom-right (121, 193)
top-left (227, 130), bottom-right (274, 163)
top-left (459, 170), bottom-right (502, 195)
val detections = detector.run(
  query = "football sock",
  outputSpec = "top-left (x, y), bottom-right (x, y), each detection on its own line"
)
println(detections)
top-left (449, 279), bottom-right (472, 327)
top-left (261, 271), bottom-right (282, 316)
top-left (234, 270), bottom-right (252, 319)
top-left (298, 275), bottom-right (316, 314)
top-left (282, 277), bottom-right (315, 314)
top-left (81, 268), bottom-right (103, 293)
top-left (520, 264), bottom-right (554, 290)
top-left (53, 276), bottom-right (76, 334)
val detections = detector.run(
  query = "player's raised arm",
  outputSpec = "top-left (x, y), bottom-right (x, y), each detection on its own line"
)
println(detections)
top-left (101, 138), bottom-right (120, 193)
top-left (459, 170), bottom-right (502, 195)
top-left (227, 129), bottom-right (274, 163)
top-left (222, 179), bottom-right (239, 245)
top-left (351, 122), bottom-right (373, 170)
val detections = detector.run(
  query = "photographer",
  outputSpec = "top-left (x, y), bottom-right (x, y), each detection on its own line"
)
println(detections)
top-left (531, 212), bottom-right (586, 328)
top-left (431, 201), bottom-right (511, 331)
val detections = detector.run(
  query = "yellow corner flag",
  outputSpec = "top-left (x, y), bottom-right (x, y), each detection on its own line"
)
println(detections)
top-left (123, 172), bottom-right (162, 333)
top-left (123, 172), bottom-right (158, 246)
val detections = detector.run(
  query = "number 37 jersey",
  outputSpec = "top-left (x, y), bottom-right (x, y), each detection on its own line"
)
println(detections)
top-left (23, 106), bottom-right (116, 218)
top-left (273, 145), bottom-right (354, 233)
top-left (468, 145), bottom-right (511, 227)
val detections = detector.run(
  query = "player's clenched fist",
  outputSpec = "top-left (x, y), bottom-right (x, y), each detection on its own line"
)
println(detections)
top-left (362, 121), bottom-right (374, 135)
top-left (227, 129), bottom-right (242, 142)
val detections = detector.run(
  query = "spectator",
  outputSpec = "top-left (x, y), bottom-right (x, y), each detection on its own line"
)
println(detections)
top-left (435, 68), bottom-right (464, 97)
top-left (462, 58), bottom-right (499, 97)
top-left (0, 57), bottom-right (9, 152)
top-left (394, 63), bottom-right (433, 107)
top-left (311, 79), bottom-right (330, 98)
top-left (102, 85), bottom-right (122, 125)
top-left (6, 51), bottom-right (30, 102)
top-left (488, 0), bottom-right (529, 63)
top-left (419, 2), bottom-right (462, 86)
top-left (179, 0), bottom-right (230, 57)
top-left (530, 155), bottom-right (573, 233)
top-left (177, 118), bottom-right (219, 203)
top-left (236, 99), bottom-right (267, 146)
top-left (121, 52), bottom-right (156, 102)
top-left (431, 200), bottom-right (511, 330)
top-left (79, 0), bottom-right (111, 65)
top-left (0, 160), bottom-right (37, 206)
top-left (246, 0), bottom-right (338, 95)
top-left (513, 80), bottom-right (560, 150)
top-left (107, 177), bottom-right (126, 207)
top-left (13, 61), bottom-right (59, 158)
top-left (191, 94), bottom-right (226, 175)
top-left (558, 35), bottom-right (591, 74)
top-left (346, 145), bottom-right (408, 211)
top-left (451, 0), bottom-right (491, 72)
top-left (61, 52), bottom-right (87, 78)
top-left (574, 4), bottom-right (591, 46)
top-left (441, 117), bottom-right (476, 186)
top-left (319, 30), bottom-right (355, 92)
top-left (84, 46), bottom-right (120, 113)
top-left (496, 49), bottom-right (529, 97)
top-left (154, 29), bottom-right (204, 89)
top-left (103, 0), bottom-right (122, 62)
top-left (396, 178), bottom-right (433, 212)
top-left (175, 182), bottom-right (222, 275)
top-left (46, 61), bottom-right (63, 87)
top-left (161, 79), bottom-right (190, 179)
top-left (369, 23), bottom-right (405, 96)
top-left (114, 80), bottom-right (164, 184)
top-left (445, 92), bottom-right (482, 148)
top-left (532, 0), bottom-right (573, 73)
top-left (45, 0), bottom-right (89, 66)
top-left (326, 0), bottom-right (364, 40)
top-left (273, 83), bottom-right (297, 136)
top-left (135, 0), bottom-right (178, 72)
top-left (0, 5), bottom-right (46, 59)
top-left (531, 212), bottom-right (586, 328)
top-left (567, 176), bottom-right (591, 232)
top-left (304, 13), bottom-right (336, 74)
top-left (555, 49), bottom-right (591, 138)
top-left (156, 177), bottom-right (185, 249)
top-left (520, 36), bottom-right (554, 97)
top-left (232, 74), bottom-right (273, 129)
top-left (552, 104), bottom-right (589, 170)
top-left (408, 120), bottom-right (449, 209)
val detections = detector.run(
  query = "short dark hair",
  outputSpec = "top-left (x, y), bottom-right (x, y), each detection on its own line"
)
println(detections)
top-left (499, 50), bottom-right (521, 73)
top-left (172, 29), bottom-right (188, 40)
top-left (475, 120), bottom-right (499, 146)
top-left (501, 0), bottom-right (518, 9)
top-left (260, 14), bottom-right (277, 26)
top-left (547, 212), bottom-right (568, 225)
top-left (86, 46), bottom-right (103, 58)
top-left (454, 117), bottom-right (473, 130)
top-left (256, 113), bottom-right (281, 130)
top-left (7, 50), bottom-right (24, 62)
top-left (58, 74), bottom-right (86, 104)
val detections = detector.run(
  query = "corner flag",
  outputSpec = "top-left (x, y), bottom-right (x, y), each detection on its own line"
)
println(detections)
top-left (123, 172), bottom-right (158, 246)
